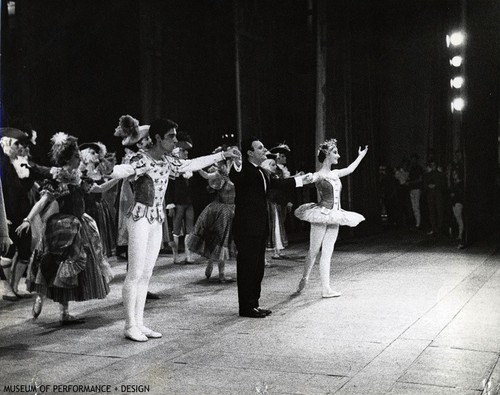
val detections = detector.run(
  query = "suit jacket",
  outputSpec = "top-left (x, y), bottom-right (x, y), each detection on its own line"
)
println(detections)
top-left (230, 160), bottom-right (296, 237)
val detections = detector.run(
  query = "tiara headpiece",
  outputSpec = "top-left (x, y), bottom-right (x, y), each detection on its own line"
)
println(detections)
top-left (317, 138), bottom-right (337, 157)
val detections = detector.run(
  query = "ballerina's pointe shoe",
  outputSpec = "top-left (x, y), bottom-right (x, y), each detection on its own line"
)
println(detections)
top-left (297, 277), bottom-right (308, 293)
top-left (124, 326), bottom-right (148, 342)
top-left (139, 326), bottom-right (162, 339)
top-left (322, 289), bottom-right (342, 298)
top-left (32, 295), bottom-right (43, 318)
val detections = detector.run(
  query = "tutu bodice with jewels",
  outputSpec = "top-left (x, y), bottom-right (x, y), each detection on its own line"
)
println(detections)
top-left (294, 170), bottom-right (364, 226)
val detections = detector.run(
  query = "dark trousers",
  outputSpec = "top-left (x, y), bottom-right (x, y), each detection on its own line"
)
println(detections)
top-left (234, 233), bottom-right (267, 313)
top-left (427, 191), bottom-right (444, 232)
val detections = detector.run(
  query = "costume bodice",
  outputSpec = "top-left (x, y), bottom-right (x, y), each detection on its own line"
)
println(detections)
top-left (316, 173), bottom-right (341, 210)
top-left (58, 185), bottom-right (86, 218)
top-left (207, 172), bottom-right (235, 204)
top-left (128, 152), bottom-right (171, 223)
top-left (40, 169), bottom-right (87, 219)
top-left (217, 177), bottom-right (235, 204)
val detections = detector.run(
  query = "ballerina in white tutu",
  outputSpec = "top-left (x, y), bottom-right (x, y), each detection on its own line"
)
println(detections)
top-left (295, 139), bottom-right (368, 298)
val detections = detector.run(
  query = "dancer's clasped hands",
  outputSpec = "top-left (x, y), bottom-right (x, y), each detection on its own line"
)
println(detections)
top-left (301, 173), bottom-right (315, 184)
top-left (224, 147), bottom-right (242, 160)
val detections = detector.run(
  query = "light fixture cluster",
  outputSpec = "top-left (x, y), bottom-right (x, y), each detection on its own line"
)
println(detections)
top-left (7, 1), bottom-right (15, 16)
top-left (446, 31), bottom-right (466, 112)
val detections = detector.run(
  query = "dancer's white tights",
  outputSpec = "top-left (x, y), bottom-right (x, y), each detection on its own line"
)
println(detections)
top-left (301, 224), bottom-right (339, 292)
top-left (123, 217), bottom-right (163, 330)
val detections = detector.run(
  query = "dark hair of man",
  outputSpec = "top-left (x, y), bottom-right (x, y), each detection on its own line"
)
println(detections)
top-left (149, 119), bottom-right (179, 139)
top-left (241, 136), bottom-right (260, 160)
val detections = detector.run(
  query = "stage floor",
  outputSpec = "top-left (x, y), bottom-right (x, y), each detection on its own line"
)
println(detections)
top-left (1, 229), bottom-right (499, 394)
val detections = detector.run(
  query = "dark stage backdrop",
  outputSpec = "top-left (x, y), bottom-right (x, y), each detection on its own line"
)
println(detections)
top-left (1, 0), bottom-right (499, 241)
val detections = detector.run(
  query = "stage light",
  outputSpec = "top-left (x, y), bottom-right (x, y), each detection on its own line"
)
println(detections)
top-left (450, 76), bottom-right (464, 89)
top-left (451, 97), bottom-right (465, 112)
top-left (450, 32), bottom-right (465, 46)
top-left (7, 1), bottom-right (15, 16)
top-left (450, 56), bottom-right (463, 67)
top-left (446, 31), bottom-right (465, 47)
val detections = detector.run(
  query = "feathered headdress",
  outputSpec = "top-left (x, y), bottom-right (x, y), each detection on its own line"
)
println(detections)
top-left (317, 138), bottom-right (337, 157)
top-left (114, 115), bottom-right (150, 146)
top-left (50, 132), bottom-right (78, 164)
top-left (96, 142), bottom-right (107, 159)
top-left (114, 115), bottom-right (139, 138)
top-left (269, 142), bottom-right (291, 155)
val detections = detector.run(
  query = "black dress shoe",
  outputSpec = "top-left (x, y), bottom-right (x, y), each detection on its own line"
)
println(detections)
top-left (146, 292), bottom-right (160, 300)
top-left (60, 316), bottom-right (86, 326)
top-left (256, 307), bottom-right (272, 316)
top-left (2, 295), bottom-right (19, 302)
top-left (239, 308), bottom-right (266, 318)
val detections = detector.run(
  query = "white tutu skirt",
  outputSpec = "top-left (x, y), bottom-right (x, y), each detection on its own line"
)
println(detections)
top-left (294, 203), bottom-right (365, 227)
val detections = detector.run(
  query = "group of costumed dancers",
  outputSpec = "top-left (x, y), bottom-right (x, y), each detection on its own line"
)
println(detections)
top-left (0, 117), bottom-right (368, 341)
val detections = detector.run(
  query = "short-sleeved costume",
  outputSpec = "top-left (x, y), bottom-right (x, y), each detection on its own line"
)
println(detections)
top-left (187, 171), bottom-right (236, 260)
top-left (29, 169), bottom-right (111, 303)
top-left (294, 171), bottom-right (364, 226)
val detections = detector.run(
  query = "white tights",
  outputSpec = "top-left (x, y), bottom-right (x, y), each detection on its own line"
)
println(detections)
top-left (301, 223), bottom-right (339, 292)
top-left (123, 217), bottom-right (163, 330)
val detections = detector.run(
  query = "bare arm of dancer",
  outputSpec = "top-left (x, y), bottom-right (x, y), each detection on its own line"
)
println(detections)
top-left (178, 148), bottom-right (241, 173)
top-left (89, 178), bottom-right (121, 193)
top-left (336, 145), bottom-right (368, 178)
top-left (15, 193), bottom-right (52, 236)
top-left (198, 168), bottom-right (219, 180)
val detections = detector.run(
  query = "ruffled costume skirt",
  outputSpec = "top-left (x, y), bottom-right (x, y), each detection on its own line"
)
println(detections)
top-left (116, 179), bottom-right (134, 247)
top-left (186, 202), bottom-right (236, 261)
top-left (267, 201), bottom-right (288, 250)
top-left (294, 203), bottom-right (365, 227)
top-left (29, 213), bottom-right (112, 304)
top-left (86, 194), bottom-right (117, 257)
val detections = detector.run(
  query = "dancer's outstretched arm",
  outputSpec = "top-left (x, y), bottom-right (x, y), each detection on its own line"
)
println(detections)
top-left (15, 194), bottom-right (51, 235)
top-left (89, 178), bottom-right (121, 193)
top-left (337, 145), bottom-right (368, 178)
top-left (198, 168), bottom-right (219, 180)
top-left (178, 148), bottom-right (241, 173)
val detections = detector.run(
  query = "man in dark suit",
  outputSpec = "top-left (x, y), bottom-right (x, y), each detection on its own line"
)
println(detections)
top-left (229, 137), bottom-right (311, 318)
